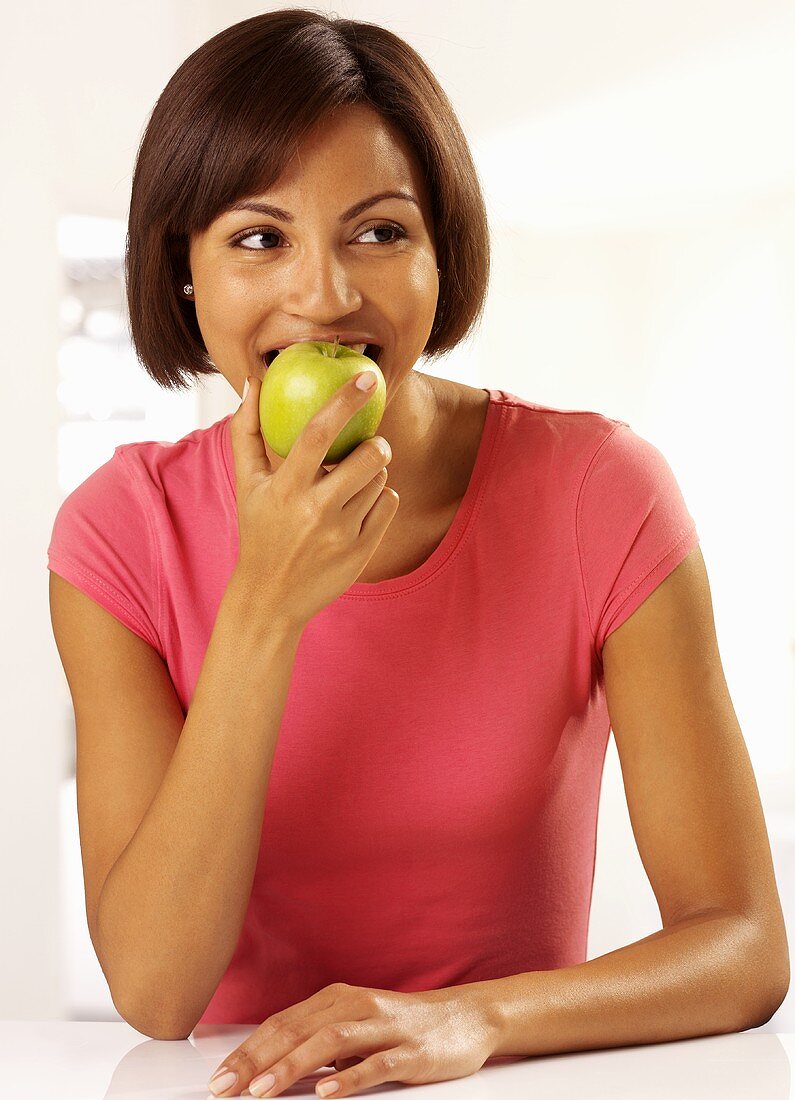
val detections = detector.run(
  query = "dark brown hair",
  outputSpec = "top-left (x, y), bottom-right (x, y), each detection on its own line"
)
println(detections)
top-left (125, 9), bottom-right (491, 391)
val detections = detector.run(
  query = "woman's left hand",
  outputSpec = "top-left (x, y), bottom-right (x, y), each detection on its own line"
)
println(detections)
top-left (207, 981), bottom-right (501, 1098)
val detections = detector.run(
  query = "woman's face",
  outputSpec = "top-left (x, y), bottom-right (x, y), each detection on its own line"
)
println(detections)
top-left (185, 103), bottom-right (439, 414)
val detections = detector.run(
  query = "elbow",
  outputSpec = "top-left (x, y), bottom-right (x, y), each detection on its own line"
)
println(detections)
top-left (739, 968), bottom-right (790, 1031)
top-left (120, 1006), bottom-right (195, 1041)
top-left (735, 913), bottom-right (790, 1030)
top-left (101, 955), bottom-right (199, 1039)
top-left (112, 986), bottom-right (196, 1041)
top-left (94, 930), bottom-right (199, 1039)
top-left (130, 1015), bottom-right (195, 1042)
top-left (751, 975), bottom-right (790, 1030)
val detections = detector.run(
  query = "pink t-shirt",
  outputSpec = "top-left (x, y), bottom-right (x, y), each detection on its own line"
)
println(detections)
top-left (47, 388), bottom-right (699, 1025)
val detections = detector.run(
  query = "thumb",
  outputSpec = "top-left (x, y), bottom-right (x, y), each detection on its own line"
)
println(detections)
top-left (230, 374), bottom-right (271, 489)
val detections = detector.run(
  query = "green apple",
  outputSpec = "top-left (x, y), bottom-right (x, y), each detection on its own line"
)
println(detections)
top-left (260, 340), bottom-right (386, 465)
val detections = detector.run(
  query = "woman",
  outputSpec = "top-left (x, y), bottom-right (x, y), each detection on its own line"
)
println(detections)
top-left (48, 9), bottom-right (789, 1100)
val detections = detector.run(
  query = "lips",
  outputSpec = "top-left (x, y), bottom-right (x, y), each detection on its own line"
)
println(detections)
top-left (262, 342), bottom-right (382, 367)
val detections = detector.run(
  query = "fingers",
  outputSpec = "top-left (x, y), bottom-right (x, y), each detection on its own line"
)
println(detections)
top-left (342, 465), bottom-right (389, 528)
top-left (317, 1045), bottom-right (411, 1097)
top-left (357, 480), bottom-right (400, 542)
top-left (229, 374), bottom-right (271, 491)
top-left (324, 432), bottom-right (392, 512)
top-left (243, 1022), bottom-right (379, 1098)
top-left (283, 371), bottom-right (380, 488)
top-left (334, 1056), bottom-right (364, 1071)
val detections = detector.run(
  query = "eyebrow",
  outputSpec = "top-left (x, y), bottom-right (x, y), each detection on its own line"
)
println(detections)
top-left (225, 189), bottom-right (420, 224)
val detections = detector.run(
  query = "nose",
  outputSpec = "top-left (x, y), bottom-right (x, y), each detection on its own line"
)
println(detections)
top-left (282, 250), bottom-right (363, 320)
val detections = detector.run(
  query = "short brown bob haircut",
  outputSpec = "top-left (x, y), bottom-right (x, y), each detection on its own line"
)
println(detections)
top-left (125, 8), bottom-right (491, 391)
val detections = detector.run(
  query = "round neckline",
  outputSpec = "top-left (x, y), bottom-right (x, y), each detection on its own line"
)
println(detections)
top-left (221, 388), bottom-right (503, 599)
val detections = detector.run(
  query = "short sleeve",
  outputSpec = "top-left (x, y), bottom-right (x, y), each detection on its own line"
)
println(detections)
top-left (47, 448), bottom-right (163, 656)
top-left (578, 422), bottom-right (700, 666)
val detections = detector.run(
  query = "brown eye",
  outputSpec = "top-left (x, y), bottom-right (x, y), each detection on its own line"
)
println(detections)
top-left (232, 228), bottom-right (282, 250)
top-left (356, 223), bottom-right (407, 245)
top-left (230, 222), bottom-right (407, 251)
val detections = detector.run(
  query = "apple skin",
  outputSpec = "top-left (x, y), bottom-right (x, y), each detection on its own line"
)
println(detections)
top-left (259, 341), bottom-right (386, 465)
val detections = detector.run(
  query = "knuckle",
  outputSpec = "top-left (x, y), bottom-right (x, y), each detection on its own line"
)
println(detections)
top-left (375, 1049), bottom-right (401, 1075)
top-left (352, 444), bottom-right (377, 470)
top-left (302, 423), bottom-right (327, 451)
top-left (262, 1009), bottom-right (286, 1030)
top-left (227, 1047), bottom-right (259, 1073)
top-left (277, 1053), bottom-right (299, 1079)
top-left (323, 1021), bottom-right (354, 1045)
top-left (257, 1018), bottom-right (282, 1041)
top-left (361, 987), bottom-right (384, 1011)
top-left (370, 438), bottom-right (391, 462)
top-left (411, 1040), bottom-right (435, 1074)
top-left (280, 1022), bottom-right (307, 1048)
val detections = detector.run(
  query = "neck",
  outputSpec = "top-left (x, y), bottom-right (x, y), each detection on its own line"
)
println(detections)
top-left (371, 370), bottom-right (446, 508)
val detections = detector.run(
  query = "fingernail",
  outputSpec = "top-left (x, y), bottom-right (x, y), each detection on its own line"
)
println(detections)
top-left (209, 1069), bottom-right (237, 1095)
top-left (355, 370), bottom-right (377, 391)
top-left (250, 1072), bottom-right (276, 1096)
top-left (317, 1082), bottom-right (340, 1098)
top-left (242, 378), bottom-right (250, 401)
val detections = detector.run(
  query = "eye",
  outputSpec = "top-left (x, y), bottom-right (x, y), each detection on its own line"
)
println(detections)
top-left (230, 222), bottom-right (408, 251)
top-left (231, 228), bottom-right (282, 250)
top-left (356, 223), bottom-right (407, 245)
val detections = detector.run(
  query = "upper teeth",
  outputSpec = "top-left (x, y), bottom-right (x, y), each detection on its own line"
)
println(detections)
top-left (265, 341), bottom-right (373, 363)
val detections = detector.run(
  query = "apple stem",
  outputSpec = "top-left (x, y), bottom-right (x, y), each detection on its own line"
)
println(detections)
top-left (332, 334), bottom-right (340, 358)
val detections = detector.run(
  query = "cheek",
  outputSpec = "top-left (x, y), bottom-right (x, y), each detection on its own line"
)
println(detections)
top-left (402, 260), bottom-right (436, 298)
top-left (196, 283), bottom-right (265, 334)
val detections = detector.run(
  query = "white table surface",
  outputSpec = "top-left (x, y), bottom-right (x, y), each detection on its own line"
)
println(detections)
top-left (1, 1023), bottom-right (793, 1099)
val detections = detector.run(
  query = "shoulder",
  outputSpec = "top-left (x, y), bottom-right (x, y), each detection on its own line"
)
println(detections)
top-left (451, 380), bottom-right (626, 463)
top-left (115, 416), bottom-right (226, 471)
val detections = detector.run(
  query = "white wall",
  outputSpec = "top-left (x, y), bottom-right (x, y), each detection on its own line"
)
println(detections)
top-left (0, 0), bottom-right (213, 1019)
top-left (1, 2), bottom-right (67, 1020)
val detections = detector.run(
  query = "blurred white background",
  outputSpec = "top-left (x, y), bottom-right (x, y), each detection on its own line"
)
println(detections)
top-left (2, 0), bottom-right (793, 1031)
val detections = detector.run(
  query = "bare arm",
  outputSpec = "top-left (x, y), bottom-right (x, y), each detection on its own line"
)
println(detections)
top-left (482, 907), bottom-right (785, 1057)
top-left (482, 549), bottom-right (789, 1055)
top-left (97, 570), bottom-right (304, 1038)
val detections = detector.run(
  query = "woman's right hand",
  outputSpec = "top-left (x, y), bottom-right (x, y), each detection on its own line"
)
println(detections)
top-left (228, 370), bottom-right (399, 629)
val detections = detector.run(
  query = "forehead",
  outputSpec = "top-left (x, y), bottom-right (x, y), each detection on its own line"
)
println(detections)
top-left (294, 103), bottom-right (412, 167)
top-left (242, 104), bottom-right (428, 210)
